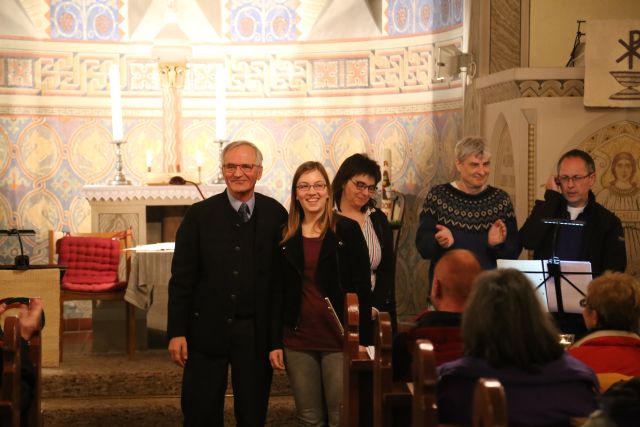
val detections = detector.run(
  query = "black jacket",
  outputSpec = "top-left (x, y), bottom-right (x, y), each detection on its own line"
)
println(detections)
top-left (167, 190), bottom-right (287, 356)
top-left (271, 215), bottom-right (373, 348)
top-left (519, 190), bottom-right (626, 276)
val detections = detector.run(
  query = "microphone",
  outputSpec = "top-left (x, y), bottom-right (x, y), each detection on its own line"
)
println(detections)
top-left (0, 229), bottom-right (36, 269)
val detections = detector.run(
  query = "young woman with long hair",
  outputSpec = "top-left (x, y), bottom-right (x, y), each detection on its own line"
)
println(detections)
top-left (269, 161), bottom-right (371, 427)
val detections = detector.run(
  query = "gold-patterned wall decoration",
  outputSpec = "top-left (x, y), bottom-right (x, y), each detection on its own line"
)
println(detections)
top-left (585, 120), bottom-right (640, 277)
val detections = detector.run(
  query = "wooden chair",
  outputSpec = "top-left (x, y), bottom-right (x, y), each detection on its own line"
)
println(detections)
top-left (373, 311), bottom-right (411, 427)
top-left (1, 316), bottom-right (21, 427)
top-left (0, 302), bottom-right (43, 427)
top-left (48, 228), bottom-right (136, 361)
top-left (411, 339), bottom-right (437, 427)
top-left (341, 293), bottom-right (374, 427)
top-left (472, 378), bottom-right (508, 427)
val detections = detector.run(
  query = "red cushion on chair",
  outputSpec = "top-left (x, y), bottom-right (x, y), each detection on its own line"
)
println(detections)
top-left (58, 235), bottom-right (126, 292)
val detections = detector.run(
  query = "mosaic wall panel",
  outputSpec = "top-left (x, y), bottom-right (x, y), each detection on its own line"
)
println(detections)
top-left (50, 0), bottom-right (121, 41)
top-left (0, 110), bottom-right (462, 319)
top-left (0, 43), bottom-right (457, 97)
top-left (17, 0), bottom-right (462, 42)
top-left (229, 0), bottom-right (299, 42)
top-left (388, 0), bottom-right (463, 36)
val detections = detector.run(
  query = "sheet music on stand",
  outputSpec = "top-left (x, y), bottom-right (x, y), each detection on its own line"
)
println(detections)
top-left (497, 259), bottom-right (593, 314)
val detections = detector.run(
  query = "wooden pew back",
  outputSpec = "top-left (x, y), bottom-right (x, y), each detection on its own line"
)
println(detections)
top-left (1, 316), bottom-right (22, 427)
top-left (341, 293), bottom-right (374, 427)
top-left (373, 311), bottom-right (411, 427)
top-left (411, 339), bottom-right (437, 427)
top-left (472, 378), bottom-right (508, 427)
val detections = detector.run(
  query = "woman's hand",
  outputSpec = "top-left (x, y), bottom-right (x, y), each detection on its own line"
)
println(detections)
top-left (269, 349), bottom-right (285, 370)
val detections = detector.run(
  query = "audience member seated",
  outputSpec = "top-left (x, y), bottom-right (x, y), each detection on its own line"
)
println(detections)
top-left (0, 298), bottom-right (43, 418)
top-left (583, 378), bottom-right (640, 427)
top-left (393, 249), bottom-right (481, 381)
top-left (569, 272), bottom-right (640, 391)
top-left (437, 268), bottom-right (599, 426)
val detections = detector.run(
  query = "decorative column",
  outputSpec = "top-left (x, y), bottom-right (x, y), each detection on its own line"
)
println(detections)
top-left (151, 11), bottom-right (192, 175)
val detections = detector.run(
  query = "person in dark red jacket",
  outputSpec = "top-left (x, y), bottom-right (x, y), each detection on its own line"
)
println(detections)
top-left (392, 249), bottom-right (481, 381)
top-left (569, 271), bottom-right (640, 391)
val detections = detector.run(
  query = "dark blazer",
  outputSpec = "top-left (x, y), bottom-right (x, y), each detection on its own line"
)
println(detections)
top-left (369, 208), bottom-right (396, 327)
top-left (167, 190), bottom-right (287, 356)
top-left (520, 190), bottom-right (626, 276)
top-left (271, 215), bottom-right (373, 347)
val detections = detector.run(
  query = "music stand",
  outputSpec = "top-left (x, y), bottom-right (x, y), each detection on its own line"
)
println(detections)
top-left (497, 259), bottom-right (592, 314)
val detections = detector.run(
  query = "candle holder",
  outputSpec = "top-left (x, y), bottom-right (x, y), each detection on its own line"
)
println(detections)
top-left (213, 139), bottom-right (227, 184)
top-left (109, 139), bottom-right (131, 185)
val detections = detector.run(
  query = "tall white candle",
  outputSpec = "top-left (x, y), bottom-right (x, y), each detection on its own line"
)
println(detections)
top-left (109, 64), bottom-right (123, 141)
top-left (146, 150), bottom-right (153, 169)
top-left (216, 65), bottom-right (227, 140)
top-left (196, 150), bottom-right (203, 168)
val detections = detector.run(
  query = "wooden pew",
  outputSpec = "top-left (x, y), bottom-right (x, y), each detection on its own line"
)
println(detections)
top-left (411, 339), bottom-right (437, 427)
top-left (1, 316), bottom-right (22, 427)
top-left (373, 311), bottom-right (411, 427)
top-left (472, 378), bottom-right (507, 427)
top-left (341, 293), bottom-right (374, 427)
top-left (0, 301), bottom-right (43, 427)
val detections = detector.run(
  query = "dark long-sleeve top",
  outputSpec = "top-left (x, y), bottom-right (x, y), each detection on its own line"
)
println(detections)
top-left (437, 354), bottom-right (598, 426)
top-left (519, 190), bottom-right (626, 276)
top-left (271, 214), bottom-right (373, 348)
top-left (416, 184), bottom-right (520, 276)
top-left (167, 190), bottom-right (287, 356)
top-left (368, 208), bottom-right (396, 325)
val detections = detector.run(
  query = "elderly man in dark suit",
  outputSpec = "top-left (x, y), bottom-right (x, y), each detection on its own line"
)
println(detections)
top-left (168, 140), bottom-right (287, 427)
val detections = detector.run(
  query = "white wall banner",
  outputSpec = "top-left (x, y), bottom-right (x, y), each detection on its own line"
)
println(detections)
top-left (585, 19), bottom-right (640, 107)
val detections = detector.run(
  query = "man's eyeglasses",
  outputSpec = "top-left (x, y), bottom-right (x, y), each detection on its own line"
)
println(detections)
top-left (222, 163), bottom-right (260, 174)
top-left (351, 179), bottom-right (377, 193)
top-left (296, 182), bottom-right (327, 192)
top-left (579, 298), bottom-right (591, 309)
top-left (556, 174), bottom-right (593, 184)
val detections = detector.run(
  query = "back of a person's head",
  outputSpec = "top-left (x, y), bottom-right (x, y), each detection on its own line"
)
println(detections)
top-left (462, 268), bottom-right (563, 369)
top-left (586, 272), bottom-right (640, 332)
top-left (434, 249), bottom-right (481, 307)
top-left (598, 378), bottom-right (640, 427)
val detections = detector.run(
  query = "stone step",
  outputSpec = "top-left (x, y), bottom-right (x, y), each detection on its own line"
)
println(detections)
top-left (43, 395), bottom-right (297, 427)
top-left (43, 350), bottom-right (292, 398)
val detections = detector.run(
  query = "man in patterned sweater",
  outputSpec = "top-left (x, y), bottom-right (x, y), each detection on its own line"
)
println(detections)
top-left (416, 136), bottom-right (520, 284)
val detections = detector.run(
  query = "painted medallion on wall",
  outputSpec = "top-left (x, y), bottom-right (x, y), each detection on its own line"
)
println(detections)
top-left (17, 189), bottom-right (63, 234)
top-left (375, 120), bottom-right (409, 184)
top-left (69, 121), bottom-right (114, 183)
top-left (233, 122), bottom-right (277, 174)
top-left (330, 121), bottom-right (368, 169)
top-left (17, 121), bottom-right (62, 180)
top-left (0, 127), bottom-right (9, 176)
top-left (282, 122), bottom-right (325, 173)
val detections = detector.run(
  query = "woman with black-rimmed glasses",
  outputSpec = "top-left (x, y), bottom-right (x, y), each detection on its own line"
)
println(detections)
top-left (269, 161), bottom-right (371, 427)
top-left (332, 153), bottom-right (397, 332)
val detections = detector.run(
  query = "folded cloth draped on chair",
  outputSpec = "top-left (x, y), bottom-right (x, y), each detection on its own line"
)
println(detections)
top-left (58, 236), bottom-right (126, 292)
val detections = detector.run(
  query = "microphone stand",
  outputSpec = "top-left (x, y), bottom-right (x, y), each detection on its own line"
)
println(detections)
top-left (542, 218), bottom-right (586, 313)
top-left (0, 229), bottom-right (36, 270)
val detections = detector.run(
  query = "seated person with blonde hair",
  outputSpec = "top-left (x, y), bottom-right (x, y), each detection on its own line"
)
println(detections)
top-left (569, 271), bottom-right (640, 391)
